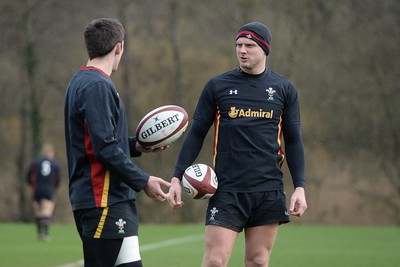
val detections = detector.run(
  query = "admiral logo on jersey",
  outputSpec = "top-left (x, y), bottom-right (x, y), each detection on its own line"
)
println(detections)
top-left (228, 107), bottom-right (273, 119)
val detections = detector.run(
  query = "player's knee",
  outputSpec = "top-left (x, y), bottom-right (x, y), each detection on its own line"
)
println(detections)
top-left (245, 253), bottom-right (270, 267)
top-left (203, 253), bottom-right (229, 267)
top-left (204, 258), bottom-right (225, 267)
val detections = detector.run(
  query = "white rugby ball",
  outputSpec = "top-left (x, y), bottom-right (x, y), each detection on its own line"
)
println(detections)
top-left (136, 105), bottom-right (189, 148)
top-left (182, 163), bottom-right (218, 200)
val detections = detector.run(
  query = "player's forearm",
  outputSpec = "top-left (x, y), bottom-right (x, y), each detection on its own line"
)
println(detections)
top-left (286, 142), bottom-right (305, 188)
top-left (173, 120), bottom-right (210, 179)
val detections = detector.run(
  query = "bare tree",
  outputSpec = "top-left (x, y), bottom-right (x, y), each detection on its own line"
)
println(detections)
top-left (15, 0), bottom-right (44, 221)
top-left (169, 0), bottom-right (184, 106)
top-left (0, 0), bottom-right (399, 224)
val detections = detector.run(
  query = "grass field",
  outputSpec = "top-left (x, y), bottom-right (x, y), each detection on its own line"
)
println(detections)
top-left (0, 223), bottom-right (399, 267)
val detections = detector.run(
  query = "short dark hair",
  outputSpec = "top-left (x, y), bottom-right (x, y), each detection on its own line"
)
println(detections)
top-left (84, 18), bottom-right (125, 60)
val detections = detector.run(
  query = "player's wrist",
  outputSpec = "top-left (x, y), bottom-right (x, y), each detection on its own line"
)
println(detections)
top-left (171, 177), bottom-right (181, 184)
top-left (294, 187), bottom-right (305, 192)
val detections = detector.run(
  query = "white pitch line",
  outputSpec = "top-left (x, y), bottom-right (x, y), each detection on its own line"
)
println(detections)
top-left (58, 260), bottom-right (85, 267)
top-left (140, 233), bottom-right (204, 251)
top-left (58, 260), bottom-right (84, 267)
top-left (58, 233), bottom-right (204, 267)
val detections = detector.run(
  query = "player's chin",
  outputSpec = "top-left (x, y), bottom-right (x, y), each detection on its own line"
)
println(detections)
top-left (239, 63), bottom-right (252, 71)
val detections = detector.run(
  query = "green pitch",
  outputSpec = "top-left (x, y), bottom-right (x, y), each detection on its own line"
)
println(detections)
top-left (0, 223), bottom-right (399, 267)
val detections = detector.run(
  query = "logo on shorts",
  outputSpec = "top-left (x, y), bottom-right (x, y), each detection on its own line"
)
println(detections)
top-left (285, 211), bottom-right (289, 216)
top-left (115, 219), bottom-right (126, 234)
top-left (209, 207), bottom-right (219, 220)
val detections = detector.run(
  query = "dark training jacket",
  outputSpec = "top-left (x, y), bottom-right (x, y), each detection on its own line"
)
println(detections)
top-left (64, 66), bottom-right (148, 211)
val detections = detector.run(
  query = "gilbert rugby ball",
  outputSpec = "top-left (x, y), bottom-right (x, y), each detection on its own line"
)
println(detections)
top-left (182, 163), bottom-right (218, 200)
top-left (136, 105), bottom-right (189, 148)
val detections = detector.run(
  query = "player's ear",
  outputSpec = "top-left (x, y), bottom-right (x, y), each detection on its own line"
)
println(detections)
top-left (115, 41), bottom-right (124, 55)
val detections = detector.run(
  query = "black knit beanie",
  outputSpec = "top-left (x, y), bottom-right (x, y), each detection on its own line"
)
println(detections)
top-left (236, 22), bottom-right (272, 56)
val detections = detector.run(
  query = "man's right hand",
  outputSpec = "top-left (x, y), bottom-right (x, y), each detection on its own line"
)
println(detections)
top-left (167, 177), bottom-right (185, 209)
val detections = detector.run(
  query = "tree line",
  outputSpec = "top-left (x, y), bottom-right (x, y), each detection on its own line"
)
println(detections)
top-left (0, 0), bottom-right (398, 225)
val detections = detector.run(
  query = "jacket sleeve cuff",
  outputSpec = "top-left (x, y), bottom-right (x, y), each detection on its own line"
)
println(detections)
top-left (129, 137), bottom-right (142, 157)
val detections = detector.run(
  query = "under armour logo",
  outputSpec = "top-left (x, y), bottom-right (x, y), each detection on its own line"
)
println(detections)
top-left (230, 90), bottom-right (238, 95)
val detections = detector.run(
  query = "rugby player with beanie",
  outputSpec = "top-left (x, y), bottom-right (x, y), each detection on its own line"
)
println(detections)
top-left (168, 22), bottom-right (307, 267)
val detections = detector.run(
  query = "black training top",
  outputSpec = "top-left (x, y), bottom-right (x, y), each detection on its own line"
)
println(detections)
top-left (64, 66), bottom-right (149, 211)
top-left (174, 67), bottom-right (305, 192)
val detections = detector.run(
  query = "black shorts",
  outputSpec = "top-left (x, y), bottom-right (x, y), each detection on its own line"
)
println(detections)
top-left (205, 191), bottom-right (290, 232)
top-left (74, 201), bottom-right (142, 266)
top-left (73, 200), bottom-right (139, 239)
top-left (34, 189), bottom-right (54, 202)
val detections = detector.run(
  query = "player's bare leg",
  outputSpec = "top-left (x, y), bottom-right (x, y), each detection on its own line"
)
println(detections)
top-left (33, 199), bottom-right (55, 240)
top-left (39, 199), bottom-right (55, 217)
top-left (243, 223), bottom-right (279, 267)
top-left (202, 225), bottom-right (238, 267)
